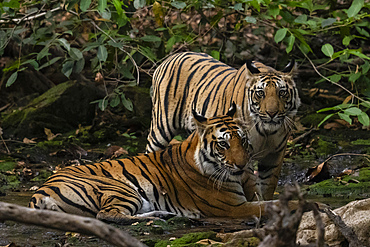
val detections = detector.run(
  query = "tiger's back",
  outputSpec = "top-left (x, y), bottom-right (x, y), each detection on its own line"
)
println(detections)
top-left (149, 52), bottom-right (243, 151)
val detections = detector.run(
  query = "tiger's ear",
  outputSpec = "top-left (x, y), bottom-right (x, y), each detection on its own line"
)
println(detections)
top-left (192, 108), bottom-right (207, 123)
top-left (246, 60), bottom-right (261, 74)
top-left (281, 59), bottom-right (296, 75)
top-left (226, 102), bottom-right (237, 118)
top-left (192, 108), bottom-right (208, 134)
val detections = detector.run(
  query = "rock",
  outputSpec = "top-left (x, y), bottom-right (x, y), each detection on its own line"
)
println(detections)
top-left (2, 81), bottom-right (102, 138)
top-left (297, 198), bottom-right (370, 246)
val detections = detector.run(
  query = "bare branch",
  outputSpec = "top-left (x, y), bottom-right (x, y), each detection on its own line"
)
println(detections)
top-left (323, 208), bottom-right (364, 247)
top-left (0, 202), bottom-right (146, 247)
top-left (302, 52), bottom-right (370, 105)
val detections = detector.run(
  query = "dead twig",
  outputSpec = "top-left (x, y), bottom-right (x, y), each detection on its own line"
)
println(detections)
top-left (0, 127), bottom-right (10, 153)
top-left (302, 52), bottom-right (370, 105)
top-left (0, 202), bottom-right (146, 247)
top-left (323, 208), bottom-right (364, 247)
top-left (290, 128), bottom-right (316, 145)
top-left (218, 184), bottom-right (326, 247)
top-left (323, 153), bottom-right (370, 164)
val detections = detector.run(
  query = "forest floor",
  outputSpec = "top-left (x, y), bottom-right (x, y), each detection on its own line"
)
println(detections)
top-left (0, 71), bottom-right (369, 246)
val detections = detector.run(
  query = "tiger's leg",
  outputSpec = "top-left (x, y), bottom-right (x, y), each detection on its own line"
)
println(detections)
top-left (257, 146), bottom-right (286, 200)
top-left (146, 107), bottom-right (175, 153)
top-left (242, 166), bottom-right (261, 201)
top-left (97, 195), bottom-right (175, 224)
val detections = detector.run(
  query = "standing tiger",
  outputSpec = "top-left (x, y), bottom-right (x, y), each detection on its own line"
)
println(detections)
top-left (29, 105), bottom-right (282, 223)
top-left (146, 52), bottom-right (301, 200)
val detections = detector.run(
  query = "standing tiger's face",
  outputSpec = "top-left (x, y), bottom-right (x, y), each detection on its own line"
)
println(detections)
top-left (246, 60), bottom-right (301, 134)
top-left (192, 103), bottom-right (250, 188)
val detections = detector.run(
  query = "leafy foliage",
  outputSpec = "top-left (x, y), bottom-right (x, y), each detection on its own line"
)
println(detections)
top-left (1, 0), bottom-right (369, 126)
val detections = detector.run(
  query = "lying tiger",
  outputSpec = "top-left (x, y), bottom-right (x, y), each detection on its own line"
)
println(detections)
top-left (29, 104), bottom-right (289, 224)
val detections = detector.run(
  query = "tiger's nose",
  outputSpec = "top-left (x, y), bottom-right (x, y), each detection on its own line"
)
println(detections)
top-left (266, 110), bottom-right (277, 118)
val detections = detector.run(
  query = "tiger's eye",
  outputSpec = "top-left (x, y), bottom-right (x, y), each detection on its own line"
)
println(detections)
top-left (279, 90), bottom-right (287, 97)
top-left (256, 90), bottom-right (265, 97)
top-left (218, 141), bottom-right (228, 148)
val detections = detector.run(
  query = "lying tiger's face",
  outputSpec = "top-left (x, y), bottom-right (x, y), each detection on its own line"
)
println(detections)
top-left (246, 60), bottom-right (301, 134)
top-left (192, 103), bottom-right (250, 188)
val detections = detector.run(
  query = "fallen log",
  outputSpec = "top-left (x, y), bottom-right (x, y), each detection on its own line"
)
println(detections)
top-left (0, 202), bottom-right (146, 247)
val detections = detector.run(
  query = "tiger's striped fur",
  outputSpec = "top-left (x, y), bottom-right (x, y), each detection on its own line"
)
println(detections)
top-left (146, 52), bottom-right (301, 200)
top-left (29, 106), bottom-right (273, 224)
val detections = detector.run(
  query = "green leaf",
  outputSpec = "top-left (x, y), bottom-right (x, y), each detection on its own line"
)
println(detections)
top-left (232, 3), bottom-right (244, 11)
top-left (74, 58), bottom-right (85, 74)
top-left (328, 74), bottom-right (341, 83)
top-left (244, 16), bottom-right (256, 24)
top-left (274, 28), bottom-right (287, 43)
top-left (351, 139), bottom-right (370, 145)
top-left (210, 50), bottom-right (220, 60)
top-left (21, 59), bottom-right (39, 70)
top-left (37, 57), bottom-right (62, 71)
top-left (347, 0), bottom-right (364, 18)
top-left (166, 35), bottom-right (181, 53)
top-left (107, 40), bottom-right (126, 48)
top-left (62, 60), bottom-right (74, 78)
top-left (348, 50), bottom-right (370, 60)
top-left (134, 0), bottom-right (146, 9)
top-left (321, 18), bottom-right (336, 28)
top-left (98, 0), bottom-right (107, 13)
top-left (342, 36), bottom-right (353, 46)
top-left (101, 9), bottom-right (111, 20)
top-left (69, 48), bottom-right (83, 60)
top-left (99, 98), bottom-right (108, 111)
top-left (6, 71), bottom-right (18, 87)
top-left (139, 46), bottom-right (157, 62)
top-left (331, 50), bottom-right (345, 60)
top-left (318, 113), bottom-right (334, 127)
top-left (120, 66), bottom-right (135, 79)
top-left (80, 0), bottom-right (91, 12)
top-left (249, 0), bottom-right (260, 12)
top-left (97, 45), bottom-right (108, 62)
top-left (338, 112), bottom-right (352, 125)
top-left (343, 107), bottom-right (362, 116)
top-left (358, 112), bottom-right (370, 126)
top-left (57, 38), bottom-right (70, 52)
top-left (2, 0), bottom-right (20, 8)
top-left (355, 26), bottom-right (370, 37)
top-left (37, 47), bottom-right (51, 61)
top-left (121, 94), bottom-right (133, 111)
top-left (171, 1), bottom-right (186, 9)
top-left (117, 12), bottom-right (129, 27)
top-left (172, 24), bottom-right (187, 30)
top-left (294, 15), bottom-right (307, 24)
top-left (286, 34), bottom-right (295, 53)
top-left (110, 94), bottom-right (120, 108)
top-left (349, 72), bottom-right (361, 82)
top-left (360, 101), bottom-right (370, 108)
top-left (280, 10), bottom-right (294, 22)
top-left (317, 104), bottom-right (351, 113)
top-left (268, 5), bottom-right (280, 18)
top-left (140, 35), bottom-right (162, 42)
top-left (362, 61), bottom-right (370, 74)
top-left (321, 43), bottom-right (334, 58)
top-left (112, 0), bottom-right (123, 16)
top-left (155, 27), bottom-right (167, 31)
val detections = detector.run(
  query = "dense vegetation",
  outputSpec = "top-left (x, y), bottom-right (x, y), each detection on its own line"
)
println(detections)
top-left (1, 0), bottom-right (370, 126)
